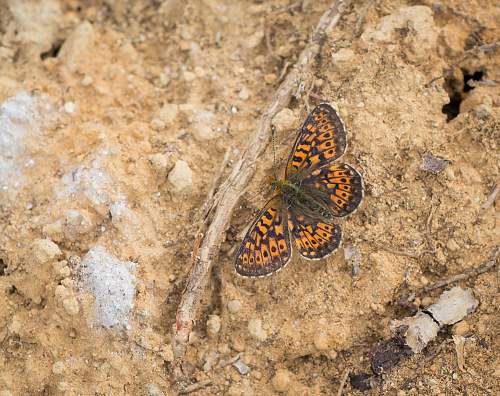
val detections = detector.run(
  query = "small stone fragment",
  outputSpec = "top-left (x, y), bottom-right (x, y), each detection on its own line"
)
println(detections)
top-left (81, 75), bottom-right (93, 86)
top-left (422, 153), bottom-right (451, 174)
top-left (264, 73), bottom-right (277, 84)
top-left (271, 369), bottom-right (292, 392)
top-left (145, 384), bottom-right (165, 396)
top-left (167, 160), bottom-right (193, 192)
top-left (238, 88), bottom-right (250, 101)
top-left (427, 287), bottom-right (478, 326)
top-left (160, 344), bottom-right (174, 362)
top-left (314, 331), bottom-right (331, 351)
top-left (331, 48), bottom-right (356, 71)
top-left (452, 321), bottom-right (470, 336)
top-left (157, 104), bottom-right (179, 124)
top-left (206, 314), bottom-right (221, 338)
top-left (244, 29), bottom-right (264, 49)
top-left (62, 296), bottom-right (80, 315)
top-left (227, 299), bottom-right (242, 313)
top-left (32, 238), bottom-right (61, 263)
top-left (232, 337), bottom-right (246, 352)
top-left (391, 311), bottom-right (438, 353)
top-left (148, 153), bottom-right (172, 175)
top-left (64, 102), bottom-right (76, 114)
top-left (272, 108), bottom-right (297, 133)
top-left (344, 244), bottom-right (361, 277)
top-left (52, 361), bottom-right (65, 375)
top-left (232, 358), bottom-right (250, 375)
top-left (247, 318), bottom-right (267, 342)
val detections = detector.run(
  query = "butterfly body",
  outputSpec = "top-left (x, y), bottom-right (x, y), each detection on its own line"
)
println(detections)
top-left (275, 178), bottom-right (335, 222)
top-left (235, 104), bottom-right (364, 278)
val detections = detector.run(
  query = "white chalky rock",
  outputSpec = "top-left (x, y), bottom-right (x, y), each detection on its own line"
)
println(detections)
top-left (167, 160), bottom-right (193, 192)
top-left (157, 104), bottom-right (179, 124)
top-left (248, 318), bottom-right (267, 341)
top-left (331, 48), bottom-right (356, 72)
top-left (272, 108), bottom-right (297, 132)
top-left (32, 238), bottom-right (61, 263)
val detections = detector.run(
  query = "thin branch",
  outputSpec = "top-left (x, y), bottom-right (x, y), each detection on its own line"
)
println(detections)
top-left (425, 205), bottom-right (438, 253)
top-left (172, 0), bottom-right (353, 379)
top-left (418, 245), bottom-right (499, 294)
top-left (337, 368), bottom-right (350, 396)
top-left (179, 379), bottom-right (212, 394)
top-left (480, 183), bottom-right (499, 211)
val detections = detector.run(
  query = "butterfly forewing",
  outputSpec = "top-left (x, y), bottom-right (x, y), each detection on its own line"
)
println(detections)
top-left (235, 197), bottom-right (291, 277)
top-left (286, 103), bottom-right (347, 177)
top-left (302, 163), bottom-right (364, 217)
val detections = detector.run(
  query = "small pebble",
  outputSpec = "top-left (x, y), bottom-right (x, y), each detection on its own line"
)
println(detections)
top-left (271, 369), bottom-right (291, 392)
top-left (344, 244), bottom-right (361, 277)
top-left (151, 118), bottom-right (166, 130)
top-left (244, 29), bottom-right (264, 49)
top-left (232, 358), bottom-right (250, 375)
top-left (446, 239), bottom-right (459, 252)
top-left (218, 343), bottom-right (231, 354)
top-left (157, 103), bottom-right (179, 124)
top-left (64, 102), bottom-right (76, 114)
top-left (81, 75), bottom-right (93, 86)
top-left (452, 321), bottom-right (470, 336)
top-left (148, 153), bottom-right (171, 173)
top-left (331, 48), bottom-right (356, 71)
top-left (52, 361), bottom-right (65, 375)
top-left (62, 296), bottom-right (80, 315)
top-left (238, 88), bottom-right (250, 100)
top-left (232, 338), bottom-right (246, 352)
top-left (247, 318), bottom-right (267, 341)
top-left (227, 299), bottom-right (242, 313)
top-left (145, 384), bottom-right (165, 396)
top-left (314, 331), bottom-right (330, 351)
top-left (192, 124), bottom-right (216, 140)
top-left (168, 160), bottom-right (193, 192)
top-left (272, 108), bottom-right (297, 132)
top-left (264, 73), bottom-right (277, 84)
top-left (422, 153), bottom-right (451, 174)
top-left (421, 296), bottom-right (433, 307)
top-left (32, 238), bottom-right (61, 263)
top-left (206, 314), bottom-right (221, 338)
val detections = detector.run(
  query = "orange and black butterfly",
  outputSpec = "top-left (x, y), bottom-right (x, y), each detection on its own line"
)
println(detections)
top-left (235, 103), bottom-right (364, 277)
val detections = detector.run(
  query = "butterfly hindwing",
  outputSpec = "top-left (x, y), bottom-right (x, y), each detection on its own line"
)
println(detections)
top-left (287, 209), bottom-right (342, 259)
top-left (302, 163), bottom-right (364, 217)
top-left (235, 197), bottom-right (291, 277)
top-left (286, 103), bottom-right (347, 176)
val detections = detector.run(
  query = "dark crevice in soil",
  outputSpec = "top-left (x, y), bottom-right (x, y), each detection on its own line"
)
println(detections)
top-left (441, 68), bottom-right (484, 121)
top-left (40, 39), bottom-right (64, 60)
top-left (0, 258), bottom-right (5, 276)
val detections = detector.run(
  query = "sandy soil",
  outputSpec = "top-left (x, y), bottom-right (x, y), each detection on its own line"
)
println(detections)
top-left (0, 0), bottom-right (498, 395)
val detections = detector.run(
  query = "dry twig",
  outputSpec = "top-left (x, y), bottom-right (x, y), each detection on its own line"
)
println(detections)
top-left (480, 183), bottom-right (499, 210)
top-left (172, 0), bottom-right (352, 380)
top-left (179, 379), bottom-right (212, 394)
top-left (337, 368), bottom-right (351, 396)
top-left (418, 245), bottom-right (499, 294)
top-left (425, 205), bottom-right (438, 253)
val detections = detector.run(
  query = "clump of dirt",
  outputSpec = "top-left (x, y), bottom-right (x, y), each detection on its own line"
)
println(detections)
top-left (0, 0), bottom-right (498, 395)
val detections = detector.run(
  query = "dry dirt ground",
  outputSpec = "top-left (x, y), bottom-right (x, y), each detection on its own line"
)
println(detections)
top-left (0, 0), bottom-right (499, 395)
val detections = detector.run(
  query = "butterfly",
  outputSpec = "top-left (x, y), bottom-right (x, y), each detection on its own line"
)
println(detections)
top-left (235, 103), bottom-right (364, 277)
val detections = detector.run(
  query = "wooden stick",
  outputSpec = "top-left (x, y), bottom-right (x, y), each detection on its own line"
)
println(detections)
top-left (172, 0), bottom-right (352, 374)
top-left (337, 368), bottom-right (351, 396)
top-left (418, 246), bottom-right (499, 294)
